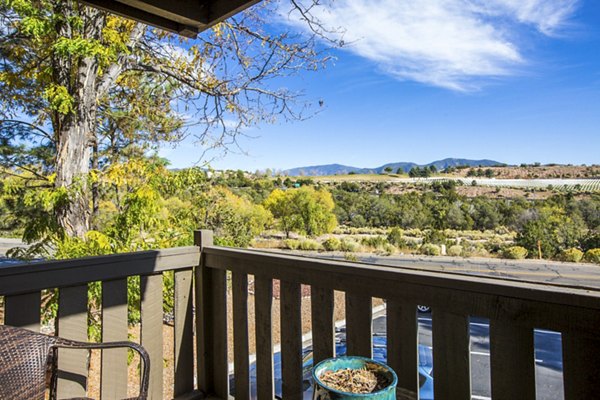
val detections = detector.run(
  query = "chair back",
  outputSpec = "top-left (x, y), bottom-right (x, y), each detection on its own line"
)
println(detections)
top-left (0, 325), bottom-right (56, 400)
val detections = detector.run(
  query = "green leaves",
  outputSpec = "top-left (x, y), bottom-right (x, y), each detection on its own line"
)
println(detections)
top-left (53, 36), bottom-right (114, 64)
top-left (264, 186), bottom-right (337, 237)
top-left (43, 83), bottom-right (74, 114)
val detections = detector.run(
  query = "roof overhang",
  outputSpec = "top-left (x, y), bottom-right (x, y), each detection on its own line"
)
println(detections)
top-left (81, 0), bottom-right (261, 38)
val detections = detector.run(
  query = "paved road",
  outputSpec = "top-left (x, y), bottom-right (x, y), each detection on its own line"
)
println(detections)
top-left (295, 251), bottom-right (600, 290)
top-left (0, 238), bottom-right (27, 257)
top-left (371, 314), bottom-right (564, 400)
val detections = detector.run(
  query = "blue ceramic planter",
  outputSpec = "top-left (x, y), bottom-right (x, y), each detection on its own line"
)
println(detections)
top-left (312, 356), bottom-right (398, 400)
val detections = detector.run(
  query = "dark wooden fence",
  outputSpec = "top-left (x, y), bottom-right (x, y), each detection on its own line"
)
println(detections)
top-left (2, 229), bottom-right (600, 400)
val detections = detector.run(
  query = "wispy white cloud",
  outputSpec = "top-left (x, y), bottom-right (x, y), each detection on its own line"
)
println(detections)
top-left (284, 0), bottom-right (579, 91)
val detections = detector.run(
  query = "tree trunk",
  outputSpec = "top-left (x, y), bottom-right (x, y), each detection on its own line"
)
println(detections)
top-left (53, 3), bottom-right (103, 238)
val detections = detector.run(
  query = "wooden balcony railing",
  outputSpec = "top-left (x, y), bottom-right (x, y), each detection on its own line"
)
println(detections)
top-left (0, 245), bottom-right (201, 400)
top-left (1, 229), bottom-right (600, 400)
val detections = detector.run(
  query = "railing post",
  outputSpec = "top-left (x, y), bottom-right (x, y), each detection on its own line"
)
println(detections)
top-left (195, 230), bottom-right (229, 398)
top-left (195, 229), bottom-right (213, 394)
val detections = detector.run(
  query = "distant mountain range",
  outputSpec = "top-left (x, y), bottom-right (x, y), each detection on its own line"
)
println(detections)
top-left (283, 158), bottom-right (504, 176)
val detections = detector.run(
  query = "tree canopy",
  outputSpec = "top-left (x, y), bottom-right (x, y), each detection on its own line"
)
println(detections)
top-left (0, 0), bottom-right (333, 238)
top-left (264, 186), bottom-right (337, 237)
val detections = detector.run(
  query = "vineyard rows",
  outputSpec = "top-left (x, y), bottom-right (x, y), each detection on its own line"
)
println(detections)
top-left (406, 178), bottom-right (600, 192)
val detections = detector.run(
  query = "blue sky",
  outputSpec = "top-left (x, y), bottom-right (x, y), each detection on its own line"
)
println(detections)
top-left (159, 0), bottom-right (600, 171)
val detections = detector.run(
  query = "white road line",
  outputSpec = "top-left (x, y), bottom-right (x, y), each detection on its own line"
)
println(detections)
top-left (472, 395), bottom-right (492, 400)
top-left (471, 351), bottom-right (490, 357)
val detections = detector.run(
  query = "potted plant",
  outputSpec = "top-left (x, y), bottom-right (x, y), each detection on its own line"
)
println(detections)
top-left (312, 356), bottom-right (398, 399)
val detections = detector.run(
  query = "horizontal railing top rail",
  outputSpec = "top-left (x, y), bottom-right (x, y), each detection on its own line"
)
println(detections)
top-left (0, 246), bottom-right (199, 296)
top-left (203, 245), bottom-right (600, 336)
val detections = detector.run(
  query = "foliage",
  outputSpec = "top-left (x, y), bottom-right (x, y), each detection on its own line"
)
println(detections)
top-left (420, 243), bottom-right (441, 256)
top-left (344, 253), bottom-right (359, 262)
top-left (558, 248), bottom-right (584, 263)
top-left (298, 239), bottom-right (321, 251)
top-left (340, 239), bottom-right (361, 252)
top-left (264, 186), bottom-right (337, 237)
top-left (322, 237), bottom-right (341, 251)
top-left (515, 207), bottom-right (586, 259)
top-left (386, 227), bottom-right (405, 247)
top-left (360, 236), bottom-right (389, 249)
top-left (423, 230), bottom-right (448, 246)
top-left (284, 239), bottom-right (301, 250)
top-left (581, 231), bottom-right (600, 252)
top-left (0, 0), bottom-right (334, 237)
top-left (501, 246), bottom-right (528, 260)
top-left (447, 245), bottom-right (464, 257)
top-left (585, 249), bottom-right (600, 264)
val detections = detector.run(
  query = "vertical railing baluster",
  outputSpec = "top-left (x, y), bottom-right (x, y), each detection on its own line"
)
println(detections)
top-left (233, 271), bottom-right (250, 400)
top-left (563, 331), bottom-right (600, 399)
top-left (387, 300), bottom-right (419, 395)
top-left (311, 286), bottom-right (335, 364)
top-left (346, 293), bottom-right (372, 358)
top-left (101, 279), bottom-right (128, 399)
top-left (57, 285), bottom-right (88, 398)
top-left (174, 269), bottom-right (194, 396)
top-left (4, 292), bottom-right (40, 331)
top-left (281, 280), bottom-right (303, 399)
top-left (141, 274), bottom-right (164, 400)
top-left (255, 276), bottom-right (274, 399)
top-left (432, 310), bottom-right (471, 399)
top-left (489, 320), bottom-right (535, 400)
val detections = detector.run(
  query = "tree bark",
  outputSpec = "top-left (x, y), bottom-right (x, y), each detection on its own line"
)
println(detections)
top-left (53, 3), bottom-right (103, 238)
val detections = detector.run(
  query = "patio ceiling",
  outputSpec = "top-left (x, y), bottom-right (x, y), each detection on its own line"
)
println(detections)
top-left (81, 0), bottom-right (261, 37)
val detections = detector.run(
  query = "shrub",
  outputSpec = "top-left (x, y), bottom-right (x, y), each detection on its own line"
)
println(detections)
top-left (558, 248), bottom-right (584, 263)
top-left (420, 243), bottom-right (441, 256)
top-left (581, 232), bottom-right (600, 252)
top-left (344, 253), bottom-right (359, 262)
top-left (585, 249), bottom-right (600, 264)
top-left (387, 227), bottom-right (405, 246)
top-left (501, 246), bottom-right (528, 260)
top-left (380, 243), bottom-right (396, 255)
top-left (340, 239), bottom-right (361, 252)
top-left (404, 238), bottom-right (421, 250)
top-left (484, 237), bottom-right (506, 253)
top-left (447, 245), bottom-right (463, 257)
top-left (361, 235), bottom-right (388, 248)
top-left (284, 239), bottom-right (300, 250)
top-left (322, 237), bottom-right (341, 251)
top-left (423, 230), bottom-right (447, 246)
top-left (298, 239), bottom-right (321, 251)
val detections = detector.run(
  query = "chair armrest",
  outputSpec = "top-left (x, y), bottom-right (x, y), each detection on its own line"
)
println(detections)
top-left (52, 340), bottom-right (150, 399)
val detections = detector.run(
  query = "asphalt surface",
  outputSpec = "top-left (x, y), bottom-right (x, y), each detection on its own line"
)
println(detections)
top-left (371, 314), bottom-right (564, 400)
top-left (297, 251), bottom-right (600, 290)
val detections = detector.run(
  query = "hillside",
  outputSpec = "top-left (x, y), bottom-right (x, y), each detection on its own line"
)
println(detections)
top-left (284, 158), bottom-right (502, 176)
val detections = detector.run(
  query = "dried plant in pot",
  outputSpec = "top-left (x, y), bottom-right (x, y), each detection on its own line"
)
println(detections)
top-left (312, 356), bottom-right (398, 399)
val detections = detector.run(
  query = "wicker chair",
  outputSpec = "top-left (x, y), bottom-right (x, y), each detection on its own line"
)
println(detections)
top-left (0, 324), bottom-right (149, 400)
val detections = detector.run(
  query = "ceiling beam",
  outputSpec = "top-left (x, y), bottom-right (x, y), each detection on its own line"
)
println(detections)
top-left (80, 0), bottom-right (262, 38)
top-left (204, 0), bottom-right (262, 28)
top-left (81, 0), bottom-right (202, 37)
